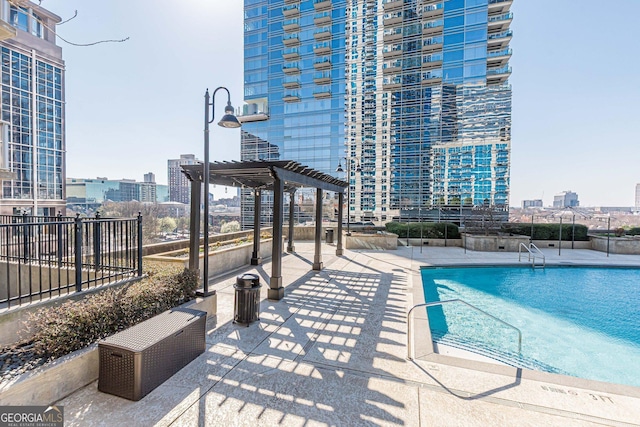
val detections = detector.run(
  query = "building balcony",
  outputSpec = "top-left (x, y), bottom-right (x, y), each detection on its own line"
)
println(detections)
top-left (283, 18), bottom-right (300, 32)
top-left (283, 76), bottom-right (301, 89)
top-left (283, 34), bottom-right (299, 46)
top-left (313, 87), bottom-right (331, 99)
top-left (283, 47), bottom-right (299, 60)
top-left (422, 71), bottom-right (443, 86)
top-left (423, 19), bottom-right (444, 36)
top-left (314, 28), bottom-right (331, 40)
top-left (382, 47), bottom-right (402, 59)
top-left (421, 2), bottom-right (444, 18)
top-left (488, 11), bottom-right (513, 31)
top-left (314, 11), bottom-right (331, 26)
top-left (313, 58), bottom-right (331, 70)
top-left (237, 100), bottom-right (269, 123)
top-left (313, 0), bottom-right (331, 11)
top-left (282, 63), bottom-right (301, 74)
top-left (0, 19), bottom-right (17, 41)
top-left (382, 0), bottom-right (403, 11)
top-left (283, 4), bottom-right (299, 17)
top-left (422, 53), bottom-right (443, 70)
top-left (314, 41), bottom-right (331, 55)
top-left (487, 29), bottom-right (512, 48)
top-left (383, 13), bottom-right (403, 26)
top-left (383, 30), bottom-right (402, 43)
top-left (488, 0), bottom-right (513, 14)
top-left (486, 65), bottom-right (512, 84)
top-left (283, 91), bottom-right (301, 102)
top-left (284, 0), bottom-right (299, 3)
top-left (313, 71), bottom-right (331, 84)
top-left (487, 48), bottom-right (512, 66)
top-left (422, 37), bottom-right (443, 53)
top-left (382, 77), bottom-right (401, 90)
top-left (383, 63), bottom-right (401, 74)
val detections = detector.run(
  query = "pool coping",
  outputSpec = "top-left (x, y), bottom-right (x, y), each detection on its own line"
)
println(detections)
top-left (410, 262), bottom-right (640, 400)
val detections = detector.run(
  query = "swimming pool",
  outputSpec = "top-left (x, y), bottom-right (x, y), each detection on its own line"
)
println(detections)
top-left (421, 266), bottom-right (640, 388)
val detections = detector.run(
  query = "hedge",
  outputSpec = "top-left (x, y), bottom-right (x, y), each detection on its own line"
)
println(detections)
top-left (22, 262), bottom-right (198, 359)
top-left (501, 223), bottom-right (589, 241)
top-left (385, 221), bottom-right (460, 239)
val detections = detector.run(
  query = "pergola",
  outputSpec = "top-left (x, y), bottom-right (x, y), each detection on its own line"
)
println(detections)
top-left (181, 160), bottom-right (348, 300)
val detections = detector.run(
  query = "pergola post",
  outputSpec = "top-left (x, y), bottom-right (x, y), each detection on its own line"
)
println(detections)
top-left (336, 191), bottom-right (344, 256)
top-left (313, 188), bottom-right (323, 270)
top-left (251, 189), bottom-right (262, 265)
top-left (287, 190), bottom-right (295, 253)
top-left (188, 177), bottom-right (202, 272)
top-left (268, 176), bottom-right (285, 300)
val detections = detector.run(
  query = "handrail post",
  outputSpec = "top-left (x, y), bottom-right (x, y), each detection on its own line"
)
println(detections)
top-left (74, 214), bottom-right (83, 292)
top-left (56, 213), bottom-right (63, 266)
top-left (137, 212), bottom-right (143, 277)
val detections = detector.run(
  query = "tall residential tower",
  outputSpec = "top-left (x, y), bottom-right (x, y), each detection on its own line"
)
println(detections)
top-left (0, 1), bottom-right (65, 216)
top-left (242, 0), bottom-right (512, 224)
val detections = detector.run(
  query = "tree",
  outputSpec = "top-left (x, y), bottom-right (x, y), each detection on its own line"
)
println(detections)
top-left (220, 221), bottom-right (240, 234)
top-left (159, 217), bottom-right (177, 234)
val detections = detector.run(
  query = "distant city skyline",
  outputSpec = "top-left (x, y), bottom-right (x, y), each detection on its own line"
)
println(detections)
top-left (46, 0), bottom-right (640, 207)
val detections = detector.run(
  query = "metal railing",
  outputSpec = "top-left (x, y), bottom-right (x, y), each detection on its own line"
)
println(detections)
top-left (1, 213), bottom-right (143, 308)
top-left (407, 299), bottom-right (522, 360)
top-left (519, 242), bottom-right (545, 268)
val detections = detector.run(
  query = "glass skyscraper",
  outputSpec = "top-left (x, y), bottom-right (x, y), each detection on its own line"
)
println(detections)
top-left (242, 0), bottom-right (512, 224)
top-left (0, 1), bottom-right (65, 216)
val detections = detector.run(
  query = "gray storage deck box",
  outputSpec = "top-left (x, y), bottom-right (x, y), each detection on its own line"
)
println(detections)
top-left (98, 307), bottom-right (206, 401)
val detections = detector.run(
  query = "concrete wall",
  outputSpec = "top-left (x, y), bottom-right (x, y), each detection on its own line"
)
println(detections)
top-left (463, 234), bottom-right (530, 252)
top-left (407, 238), bottom-right (463, 247)
top-left (345, 233), bottom-right (398, 250)
top-left (531, 240), bottom-right (591, 250)
top-left (591, 235), bottom-right (640, 254)
top-left (145, 238), bottom-right (279, 279)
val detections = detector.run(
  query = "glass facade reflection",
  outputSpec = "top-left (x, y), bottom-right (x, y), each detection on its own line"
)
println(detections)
top-left (243, 0), bottom-right (512, 224)
top-left (0, 2), bottom-right (65, 216)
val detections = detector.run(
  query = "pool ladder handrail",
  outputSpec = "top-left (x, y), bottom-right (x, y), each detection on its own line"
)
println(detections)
top-left (407, 299), bottom-right (522, 360)
top-left (519, 242), bottom-right (545, 268)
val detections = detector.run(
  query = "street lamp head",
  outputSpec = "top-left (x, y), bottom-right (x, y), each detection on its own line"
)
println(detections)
top-left (218, 102), bottom-right (241, 128)
top-left (336, 163), bottom-right (344, 173)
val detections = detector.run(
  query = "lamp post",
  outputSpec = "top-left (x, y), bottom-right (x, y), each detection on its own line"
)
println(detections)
top-left (336, 157), bottom-right (361, 235)
top-left (200, 87), bottom-right (241, 296)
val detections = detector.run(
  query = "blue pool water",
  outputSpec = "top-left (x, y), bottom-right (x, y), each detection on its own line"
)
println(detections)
top-left (421, 266), bottom-right (640, 387)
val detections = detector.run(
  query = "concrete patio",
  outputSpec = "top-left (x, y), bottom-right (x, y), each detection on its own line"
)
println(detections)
top-left (57, 242), bottom-right (640, 426)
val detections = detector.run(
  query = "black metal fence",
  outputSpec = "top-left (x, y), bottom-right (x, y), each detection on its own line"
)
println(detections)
top-left (0, 213), bottom-right (143, 308)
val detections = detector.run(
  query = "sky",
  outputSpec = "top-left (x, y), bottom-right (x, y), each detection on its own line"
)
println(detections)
top-left (44, 0), bottom-right (640, 207)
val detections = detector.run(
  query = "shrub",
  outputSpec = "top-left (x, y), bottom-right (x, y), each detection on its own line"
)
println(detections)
top-left (24, 262), bottom-right (198, 359)
top-left (385, 222), bottom-right (460, 239)
top-left (628, 227), bottom-right (640, 236)
top-left (501, 223), bottom-right (589, 241)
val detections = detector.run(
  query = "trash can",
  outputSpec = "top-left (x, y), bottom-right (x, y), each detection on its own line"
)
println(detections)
top-left (233, 273), bottom-right (261, 325)
top-left (325, 229), bottom-right (334, 244)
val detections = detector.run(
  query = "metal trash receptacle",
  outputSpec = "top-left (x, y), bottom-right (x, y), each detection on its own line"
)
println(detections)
top-left (234, 273), bottom-right (261, 325)
top-left (325, 229), bottom-right (334, 244)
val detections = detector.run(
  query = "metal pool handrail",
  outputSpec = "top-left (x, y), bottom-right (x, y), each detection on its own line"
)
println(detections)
top-left (407, 299), bottom-right (522, 360)
top-left (519, 242), bottom-right (545, 268)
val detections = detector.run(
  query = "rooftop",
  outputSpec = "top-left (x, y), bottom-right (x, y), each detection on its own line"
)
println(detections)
top-left (58, 243), bottom-right (640, 426)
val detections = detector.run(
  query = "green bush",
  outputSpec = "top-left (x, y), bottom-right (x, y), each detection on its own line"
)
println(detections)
top-left (24, 262), bottom-right (198, 359)
top-left (501, 223), bottom-right (589, 241)
top-left (385, 222), bottom-right (460, 239)
top-left (627, 227), bottom-right (640, 236)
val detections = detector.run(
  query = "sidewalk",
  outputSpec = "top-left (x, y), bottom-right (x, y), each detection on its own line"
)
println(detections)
top-left (57, 243), bottom-right (640, 426)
